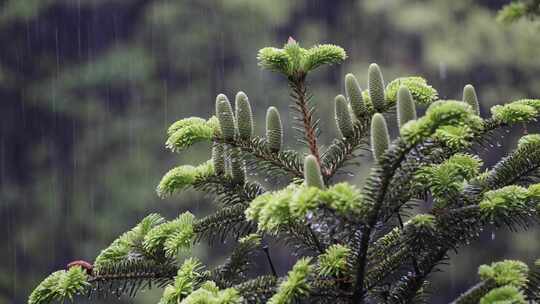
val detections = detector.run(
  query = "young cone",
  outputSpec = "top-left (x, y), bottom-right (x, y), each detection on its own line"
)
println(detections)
top-left (371, 113), bottom-right (390, 161)
top-left (397, 85), bottom-right (417, 127)
top-left (345, 73), bottom-right (366, 118)
top-left (235, 91), bottom-right (254, 140)
top-left (334, 94), bottom-right (354, 138)
top-left (304, 155), bottom-right (325, 189)
top-left (368, 63), bottom-right (386, 112)
top-left (212, 144), bottom-right (225, 175)
top-left (230, 148), bottom-right (245, 185)
top-left (215, 94), bottom-right (236, 141)
top-left (266, 106), bottom-right (283, 152)
top-left (463, 84), bottom-right (480, 115)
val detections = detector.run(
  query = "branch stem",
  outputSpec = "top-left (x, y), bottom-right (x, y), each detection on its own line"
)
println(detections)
top-left (262, 244), bottom-right (278, 277)
top-left (290, 74), bottom-right (321, 164)
top-left (307, 225), bottom-right (324, 253)
top-left (216, 137), bottom-right (303, 178)
top-left (397, 213), bottom-right (420, 275)
top-left (353, 141), bottom-right (414, 303)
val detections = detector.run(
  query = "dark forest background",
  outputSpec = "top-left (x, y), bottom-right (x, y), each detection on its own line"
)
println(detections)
top-left (1, 0), bottom-right (539, 303)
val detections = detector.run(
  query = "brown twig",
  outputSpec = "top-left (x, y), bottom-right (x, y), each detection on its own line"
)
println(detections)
top-left (289, 73), bottom-right (321, 164)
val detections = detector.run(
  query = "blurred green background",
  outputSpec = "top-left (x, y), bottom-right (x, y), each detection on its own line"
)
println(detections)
top-left (1, 0), bottom-right (539, 303)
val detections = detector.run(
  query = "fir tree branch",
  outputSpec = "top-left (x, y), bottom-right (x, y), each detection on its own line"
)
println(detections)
top-left (215, 137), bottom-right (304, 179)
top-left (192, 174), bottom-right (265, 207)
top-left (365, 214), bottom-right (439, 293)
top-left (210, 234), bottom-right (261, 288)
top-left (89, 260), bottom-right (178, 298)
top-left (322, 119), bottom-right (370, 180)
top-left (386, 250), bottom-right (446, 304)
top-left (386, 185), bottom-right (539, 303)
top-left (355, 113), bottom-right (536, 298)
top-left (365, 247), bottom-right (410, 291)
top-left (353, 99), bottom-right (487, 302)
top-left (322, 108), bottom-right (399, 180)
top-left (278, 221), bottom-right (326, 254)
top-left (353, 139), bottom-right (416, 302)
top-left (234, 275), bottom-right (278, 304)
top-left (396, 213), bottom-right (421, 277)
top-left (380, 141), bottom-right (448, 221)
top-left (465, 134), bottom-right (540, 199)
top-left (367, 227), bottom-right (402, 261)
top-left (449, 280), bottom-right (497, 304)
top-left (193, 204), bottom-right (255, 243)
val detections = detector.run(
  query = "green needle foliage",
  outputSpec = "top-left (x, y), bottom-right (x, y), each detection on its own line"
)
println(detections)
top-left (180, 281), bottom-right (242, 304)
top-left (268, 258), bottom-right (313, 304)
top-left (257, 37), bottom-right (346, 76)
top-left (386, 76), bottom-right (438, 106)
top-left (318, 244), bottom-right (352, 277)
top-left (490, 99), bottom-right (540, 124)
top-left (480, 286), bottom-right (526, 304)
top-left (478, 260), bottom-right (529, 287)
top-left (157, 161), bottom-right (214, 198)
top-left (29, 40), bottom-right (540, 304)
top-left (415, 154), bottom-right (482, 209)
top-left (159, 258), bottom-right (206, 304)
top-left (453, 260), bottom-right (531, 304)
top-left (166, 117), bottom-right (219, 152)
top-left (28, 267), bottom-right (89, 304)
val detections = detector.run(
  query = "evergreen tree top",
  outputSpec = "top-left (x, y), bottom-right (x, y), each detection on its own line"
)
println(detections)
top-left (29, 39), bottom-right (540, 304)
top-left (257, 37), bottom-right (347, 77)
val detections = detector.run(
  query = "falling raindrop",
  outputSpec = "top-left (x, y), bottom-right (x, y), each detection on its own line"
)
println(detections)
top-left (439, 62), bottom-right (447, 80)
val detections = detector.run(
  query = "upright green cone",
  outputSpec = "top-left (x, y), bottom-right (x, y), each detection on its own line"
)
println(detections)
top-left (235, 91), bottom-right (254, 140)
top-left (371, 113), bottom-right (390, 161)
top-left (215, 94), bottom-right (236, 141)
top-left (230, 148), bottom-right (245, 185)
top-left (334, 94), bottom-right (354, 138)
top-left (463, 84), bottom-right (480, 115)
top-left (304, 155), bottom-right (325, 189)
top-left (368, 63), bottom-right (386, 112)
top-left (266, 106), bottom-right (283, 152)
top-left (397, 86), bottom-right (417, 127)
top-left (217, 93), bottom-right (244, 183)
top-left (212, 143), bottom-right (225, 175)
top-left (345, 73), bottom-right (366, 118)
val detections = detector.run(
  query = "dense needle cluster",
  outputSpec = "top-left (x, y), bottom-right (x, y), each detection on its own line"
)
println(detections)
top-left (29, 39), bottom-right (540, 304)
